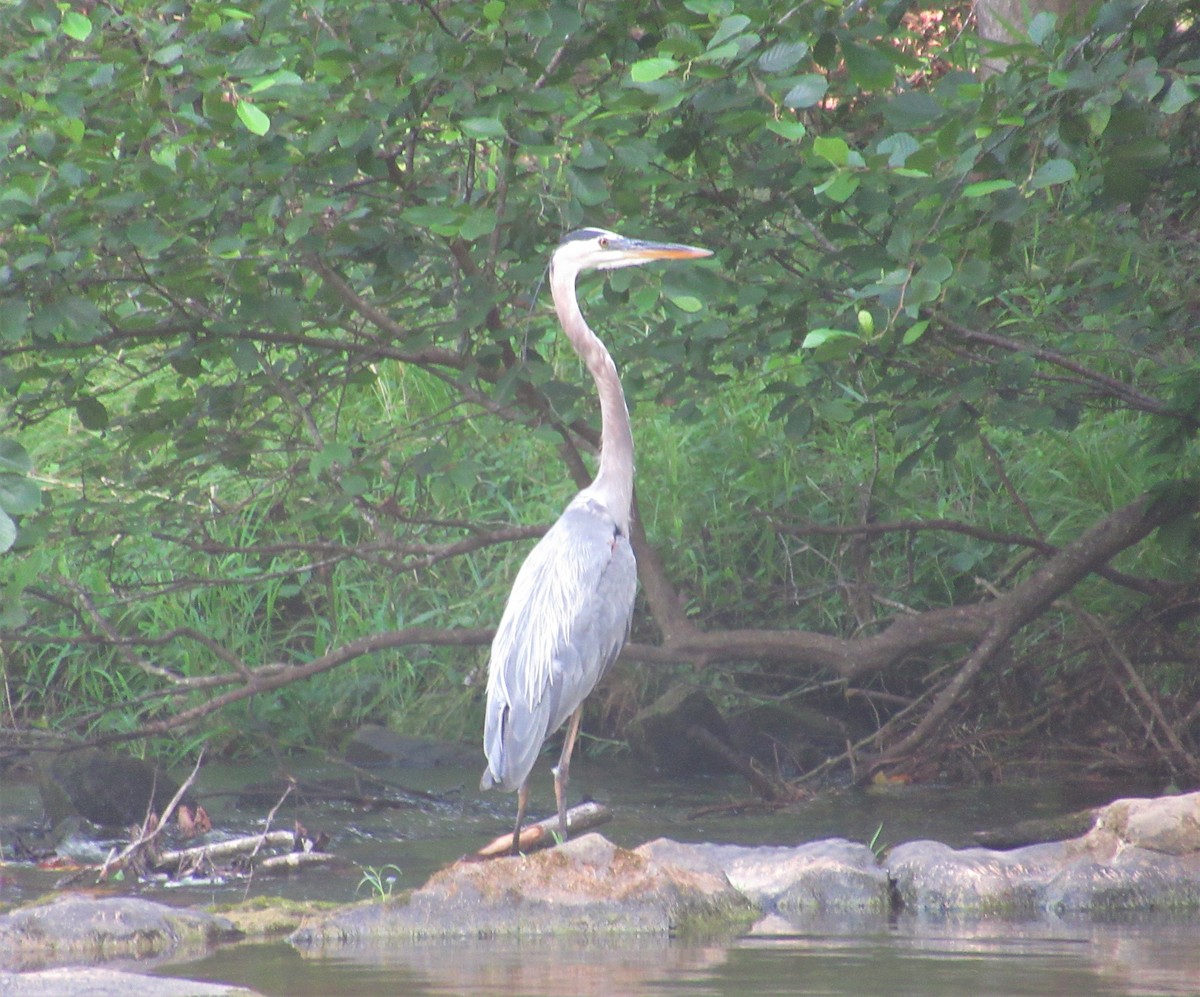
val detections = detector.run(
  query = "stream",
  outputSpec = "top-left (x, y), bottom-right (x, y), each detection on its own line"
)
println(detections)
top-left (3, 752), bottom-right (1197, 995)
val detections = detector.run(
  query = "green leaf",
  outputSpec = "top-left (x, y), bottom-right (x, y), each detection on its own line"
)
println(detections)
top-left (1028, 11), bottom-right (1057, 45)
top-left (1160, 79), bottom-right (1195, 115)
top-left (75, 397), bottom-right (109, 430)
top-left (248, 70), bottom-right (304, 94)
top-left (783, 74), bottom-right (828, 108)
top-left (61, 11), bottom-right (92, 41)
top-left (567, 167), bottom-right (608, 206)
top-left (0, 474), bottom-right (41, 515)
top-left (1029, 158), bottom-right (1076, 189)
top-left (963, 179), bottom-right (1016, 197)
top-left (813, 171), bottom-right (859, 202)
top-left (757, 41), bottom-right (808, 73)
top-left (236, 101), bottom-right (271, 135)
top-left (842, 41), bottom-right (895, 90)
top-left (459, 210), bottom-right (497, 241)
top-left (459, 117), bottom-right (507, 139)
top-left (0, 300), bottom-right (29, 341)
top-left (0, 509), bottom-right (15, 554)
top-left (630, 58), bottom-right (679, 83)
top-left (902, 320), bottom-right (930, 345)
top-left (151, 43), bottom-right (184, 65)
top-left (802, 328), bottom-right (856, 348)
top-left (765, 119), bottom-right (806, 141)
top-left (0, 440), bottom-right (33, 475)
top-left (402, 205), bottom-right (460, 235)
top-left (917, 255), bottom-right (953, 285)
top-left (666, 292), bottom-right (703, 313)
top-left (710, 15), bottom-right (751, 48)
top-left (877, 132), bottom-right (919, 167)
top-left (812, 135), bottom-right (850, 167)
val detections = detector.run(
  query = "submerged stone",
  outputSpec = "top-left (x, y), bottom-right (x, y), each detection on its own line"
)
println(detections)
top-left (0, 967), bottom-right (259, 997)
top-left (0, 895), bottom-right (241, 972)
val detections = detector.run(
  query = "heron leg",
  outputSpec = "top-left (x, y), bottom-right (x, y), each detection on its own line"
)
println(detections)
top-left (552, 706), bottom-right (584, 842)
top-left (511, 780), bottom-right (529, 856)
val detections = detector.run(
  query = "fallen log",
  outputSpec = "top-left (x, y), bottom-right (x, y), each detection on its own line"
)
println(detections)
top-left (157, 830), bottom-right (296, 869)
top-left (474, 802), bottom-right (612, 860)
top-left (257, 850), bottom-right (347, 874)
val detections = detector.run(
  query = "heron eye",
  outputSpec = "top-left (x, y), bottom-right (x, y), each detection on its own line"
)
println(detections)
top-left (598, 237), bottom-right (609, 248)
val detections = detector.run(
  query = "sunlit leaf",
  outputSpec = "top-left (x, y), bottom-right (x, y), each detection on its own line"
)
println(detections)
top-left (61, 11), bottom-right (92, 41)
top-left (630, 57), bottom-right (678, 83)
top-left (812, 135), bottom-right (850, 166)
top-left (459, 117), bottom-right (507, 139)
top-left (765, 119), bottom-right (806, 141)
top-left (236, 101), bottom-right (271, 135)
top-left (963, 179), bottom-right (1016, 197)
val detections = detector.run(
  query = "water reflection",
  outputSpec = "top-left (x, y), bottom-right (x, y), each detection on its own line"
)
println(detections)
top-left (161, 915), bottom-right (1200, 997)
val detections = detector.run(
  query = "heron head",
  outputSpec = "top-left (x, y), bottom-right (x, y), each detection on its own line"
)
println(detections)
top-left (552, 227), bottom-right (712, 275)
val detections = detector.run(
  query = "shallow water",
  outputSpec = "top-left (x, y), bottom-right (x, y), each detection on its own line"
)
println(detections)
top-left (4, 752), bottom-right (1195, 996)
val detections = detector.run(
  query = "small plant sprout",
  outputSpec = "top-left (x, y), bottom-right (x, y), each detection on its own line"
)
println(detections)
top-left (357, 863), bottom-right (402, 899)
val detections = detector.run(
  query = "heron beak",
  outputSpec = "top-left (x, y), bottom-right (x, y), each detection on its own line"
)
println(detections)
top-left (610, 238), bottom-right (713, 262)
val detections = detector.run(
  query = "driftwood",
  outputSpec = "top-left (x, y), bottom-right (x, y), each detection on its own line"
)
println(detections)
top-left (257, 850), bottom-right (346, 874)
top-left (157, 829), bottom-right (296, 868)
top-left (474, 802), bottom-right (612, 860)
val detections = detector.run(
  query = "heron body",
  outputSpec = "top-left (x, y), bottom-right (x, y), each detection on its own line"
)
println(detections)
top-left (481, 227), bottom-right (711, 854)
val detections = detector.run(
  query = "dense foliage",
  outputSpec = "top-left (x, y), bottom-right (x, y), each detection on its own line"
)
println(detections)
top-left (1, 0), bottom-right (1197, 781)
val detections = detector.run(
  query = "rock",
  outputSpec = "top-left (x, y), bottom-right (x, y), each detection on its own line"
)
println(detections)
top-left (34, 749), bottom-right (210, 836)
top-left (625, 686), bottom-right (736, 776)
top-left (1090, 793), bottom-right (1200, 855)
top-left (0, 967), bottom-right (260, 996)
top-left (888, 791), bottom-right (1200, 916)
top-left (0, 895), bottom-right (242, 971)
top-left (887, 839), bottom-right (1069, 915)
top-left (726, 703), bottom-right (849, 776)
top-left (637, 837), bottom-right (891, 914)
top-left (290, 832), bottom-right (757, 944)
top-left (342, 726), bottom-right (478, 769)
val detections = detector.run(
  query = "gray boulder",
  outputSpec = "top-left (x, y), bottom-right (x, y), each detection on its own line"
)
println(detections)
top-left (638, 837), bottom-right (890, 914)
top-left (0, 895), bottom-right (241, 971)
top-left (888, 792), bottom-right (1200, 916)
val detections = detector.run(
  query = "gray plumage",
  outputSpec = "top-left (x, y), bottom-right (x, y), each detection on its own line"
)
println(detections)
top-left (481, 500), bottom-right (636, 792)
top-left (480, 227), bottom-right (712, 854)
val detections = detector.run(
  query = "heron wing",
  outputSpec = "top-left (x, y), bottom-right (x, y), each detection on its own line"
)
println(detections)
top-left (481, 497), bottom-right (637, 792)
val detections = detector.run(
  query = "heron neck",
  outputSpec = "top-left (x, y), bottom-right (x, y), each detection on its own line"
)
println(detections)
top-left (551, 266), bottom-right (635, 530)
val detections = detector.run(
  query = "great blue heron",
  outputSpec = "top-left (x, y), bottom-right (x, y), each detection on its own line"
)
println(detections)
top-left (481, 227), bottom-right (712, 855)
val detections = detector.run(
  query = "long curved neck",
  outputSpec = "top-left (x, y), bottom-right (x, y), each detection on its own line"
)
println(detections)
top-left (550, 262), bottom-right (634, 532)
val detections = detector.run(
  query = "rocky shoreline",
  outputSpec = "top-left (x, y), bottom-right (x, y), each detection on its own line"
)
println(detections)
top-left (2, 793), bottom-right (1196, 996)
